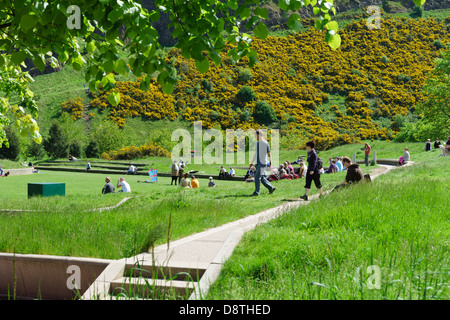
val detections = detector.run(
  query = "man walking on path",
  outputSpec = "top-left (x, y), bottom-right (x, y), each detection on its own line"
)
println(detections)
top-left (300, 141), bottom-right (322, 201)
top-left (250, 129), bottom-right (276, 196)
top-left (362, 143), bottom-right (371, 167)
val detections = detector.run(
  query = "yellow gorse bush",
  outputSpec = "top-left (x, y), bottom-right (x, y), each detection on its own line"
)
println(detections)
top-left (61, 97), bottom-right (84, 121)
top-left (102, 142), bottom-right (171, 160)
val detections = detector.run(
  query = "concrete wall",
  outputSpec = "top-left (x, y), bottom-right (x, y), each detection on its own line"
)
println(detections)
top-left (6, 168), bottom-right (33, 176)
top-left (0, 253), bottom-right (112, 300)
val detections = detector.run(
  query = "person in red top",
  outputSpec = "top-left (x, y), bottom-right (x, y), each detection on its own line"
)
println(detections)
top-left (362, 143), bottom-right (371, 167)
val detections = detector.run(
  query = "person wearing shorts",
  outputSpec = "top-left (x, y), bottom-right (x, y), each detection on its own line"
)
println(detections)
top-left (300, 141), bottom-right (322, 201)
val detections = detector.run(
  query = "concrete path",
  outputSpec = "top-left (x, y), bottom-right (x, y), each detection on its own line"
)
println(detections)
top-left (116, 162), bottom-right (413, 300)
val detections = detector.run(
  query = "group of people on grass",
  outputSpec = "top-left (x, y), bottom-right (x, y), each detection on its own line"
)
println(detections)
top-left (245, 130), bottom-right (373, 199)
top-left (425, 137), bottom-right (450, 156)
top-left (218, 166), bottom-right (236, 180)
top-left (177, 173), bottom-right (216, 189)
top-left (101, 176), bottom-right (131, 194)
top-left (98, 132), bottom-right (447, 197)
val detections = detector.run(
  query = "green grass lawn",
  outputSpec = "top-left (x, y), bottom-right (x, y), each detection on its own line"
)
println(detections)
top-left (206, 152), bottom-right (450, 300)
top-left (0, 157), bottom-right (370, 259)
top-left (0, 141), bottom-right (447, 301)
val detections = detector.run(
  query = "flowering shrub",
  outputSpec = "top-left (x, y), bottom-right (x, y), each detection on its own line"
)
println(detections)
top-left (90, 78), bottom-right (177, 127)
top-left (102, 142), bottom-right (171, 160)
top-left (87, 17), bottom-right (449, 150)
top-left (61, 97), bottom-right (84, 120)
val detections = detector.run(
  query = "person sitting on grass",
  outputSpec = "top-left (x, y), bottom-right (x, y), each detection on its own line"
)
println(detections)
top-left (335, 157), bottom-right (343, 172)
top-left (244, 164), bottom-right (256, 181)
top-left (180, 173), bottom-right (191, 188)
top-left (333, 157), bottom-right (365, 191)
top-left (434, 138), bottom-right (441, 149)
top-left (208, 177), bottom-right (216, 187)
top-left (228, 167), bottom-right (235, 179)
top-left (398, 147), bottom-right (410, 166)
top-left (102, 176), bottom-right (115, 194)
top-left (425, 139), bottom-right (431, 152)
top-left (191, 175), bottom-right (200, 189)
top-left (298, 161), bottom-right (307, 178)
top-left (286, 161), bottom-right (295, 175)
top-left (86, 162), bottom-right (91, 172)
top-left (218, 166), bottom-right (227, 180)
top-left (325, 159), bottom-right (338, 174)
top-left (439, 145), bottom-right (449, 156)
top-left (117, 177), bottom-right (131, 192)
top-left (127, 164), bottom-right (136, 175)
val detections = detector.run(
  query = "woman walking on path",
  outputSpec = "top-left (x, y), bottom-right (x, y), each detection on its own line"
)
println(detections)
top-left (300, 141), bottom-right (322, 201)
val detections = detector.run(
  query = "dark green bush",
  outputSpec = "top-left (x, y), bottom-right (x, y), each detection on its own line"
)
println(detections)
top-left (0, 126), bottom-right (20, 161)
top-left (254, 101), bottom-right (278, 125)
top-left (85, 140), bottom-right (100, 158)
top-left (236, 86), bottom-right (257, 103)
top-left (43, 122), bottom-right (69, 159)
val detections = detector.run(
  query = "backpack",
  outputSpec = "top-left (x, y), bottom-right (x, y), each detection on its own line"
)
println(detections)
top-left (317, 158), bottom-right (323, 170)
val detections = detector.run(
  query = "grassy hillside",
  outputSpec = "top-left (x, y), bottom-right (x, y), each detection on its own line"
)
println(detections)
top-left (87, 16), bottom-right (449, 152)
top-left (2, 11), bottom-right (449, 164)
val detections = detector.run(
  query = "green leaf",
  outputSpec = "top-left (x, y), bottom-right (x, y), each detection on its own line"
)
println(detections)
top-left (107, 91), bottom-right (120, 106)
top-left (33, 54), bottom-right (46, 72)
top-left (162, 82), bottom-right (174, 95)
top-left (139, 76), bottom-right (150, 91)
top-left (326, 33), bottom-right (341, 50)
top-left (287, 14), bottom-right (303, 32)
top-left (195, 58), bottom-right (210, 74)
top-left (254, 23), bottom-right (268, 39)
top-left (86, 41), bottom-right (97, 53)
top-left (413, 0), bottom-right (426, 6)
top-left (11, 51), bottom-right (27, 65)
top-left (108, 8), bottom-right (123, 23)
top-left (20, 14), bottom-right (39, 31)
top-left (325, 21), bottom-right (339, 32)
top-left (254, 7), bottom-right (269, 20)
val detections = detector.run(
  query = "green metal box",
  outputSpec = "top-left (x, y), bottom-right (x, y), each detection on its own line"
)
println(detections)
top-left (28, 183), bottom-right (66, 198)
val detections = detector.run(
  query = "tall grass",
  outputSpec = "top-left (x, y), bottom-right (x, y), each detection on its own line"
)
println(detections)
top-left (206, 155), bottom-right (449, 300)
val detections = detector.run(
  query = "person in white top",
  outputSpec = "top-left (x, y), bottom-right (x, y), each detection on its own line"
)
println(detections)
top-left (117, 177), bottom-right (131, 192)
top-left (127, 164), bottom-right (136, 175)
top-left (229, 167), bottom-right (235, 177)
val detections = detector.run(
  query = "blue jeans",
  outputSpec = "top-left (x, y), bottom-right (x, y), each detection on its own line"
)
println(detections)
top-left (364, 154), bottom-right (369, 166)
top-left (254, 165), bottom-right (273, 195)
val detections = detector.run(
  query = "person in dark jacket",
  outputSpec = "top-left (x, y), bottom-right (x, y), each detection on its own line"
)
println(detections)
top-left (342, 157), bottom-right (364, 184)
top-left (333, 157), bottom-right (365, 192)
top-left (300, 141), bottom-right (322, 201)
top-left (102, 176), bottom-right (115, 194)
top-left (425, 139), bottom-right (431, 152)
top-left (434, 138), bottom-right (441, 149)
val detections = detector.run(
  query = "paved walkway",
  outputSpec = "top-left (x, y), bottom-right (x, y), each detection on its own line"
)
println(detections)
top-left (121, 162), bottom-right (412, 299)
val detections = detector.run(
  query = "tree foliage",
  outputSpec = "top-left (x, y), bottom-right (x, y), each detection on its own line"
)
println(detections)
top-left (0, 126), bottom-right (21, 161)
top-left (0, 0), bottom-right (341, 146)
top-left (43, 122), bottom-right (69, 159)
top-left (416, 44), bottom-right (450, 137)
